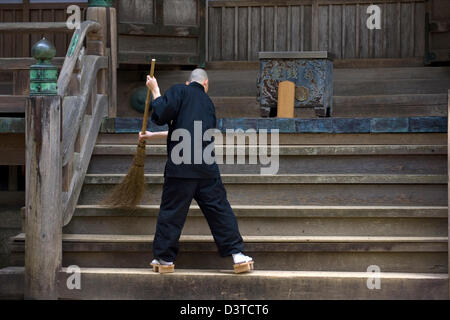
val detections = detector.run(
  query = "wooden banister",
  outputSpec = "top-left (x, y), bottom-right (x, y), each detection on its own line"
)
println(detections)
top-left (61, 55), bottom-right (108, 165)
top-left (61, 54), bottom-right (108, 226)
top-left (57, 21), bottom-right (102, 97)
top-left (24, 5), bottom-right (116, 299)
top-left (55, 19), bottom-right (109, 227)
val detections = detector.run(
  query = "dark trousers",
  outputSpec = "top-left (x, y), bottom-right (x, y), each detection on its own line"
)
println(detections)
top-left (153, 177), bottom-right (244, 262)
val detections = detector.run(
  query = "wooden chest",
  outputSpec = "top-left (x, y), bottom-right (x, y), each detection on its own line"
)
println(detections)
top-left (257, 51), bottom-right (333, 117)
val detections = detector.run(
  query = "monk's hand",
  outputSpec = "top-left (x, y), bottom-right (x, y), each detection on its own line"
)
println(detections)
top-left (139, 131), bottom-right (152, 142)
top-left (146, 75), bottom-right (161, 98)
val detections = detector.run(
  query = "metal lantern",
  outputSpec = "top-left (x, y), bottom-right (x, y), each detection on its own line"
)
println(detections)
top-left (30, 37), bottom-right (58, 96)
top-left (88, 0), bottom-right (113, 7)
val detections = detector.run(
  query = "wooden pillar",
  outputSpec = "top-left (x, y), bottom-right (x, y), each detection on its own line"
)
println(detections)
top-left (24, 38), bottom-right (62, 300)
top-left (86, 2), bottom-right (117, 118)
top-left (448, 89), bottom-right (450, 300)
top-left (24, 95), bottom-right (62, 300)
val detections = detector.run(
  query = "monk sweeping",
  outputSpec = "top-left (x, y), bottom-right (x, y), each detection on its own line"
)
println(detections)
top-left (139, 68), bottom-right (254, 274)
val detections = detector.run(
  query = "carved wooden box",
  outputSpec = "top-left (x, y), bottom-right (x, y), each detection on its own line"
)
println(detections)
top-left (257, 51), bottom-right (333, 117)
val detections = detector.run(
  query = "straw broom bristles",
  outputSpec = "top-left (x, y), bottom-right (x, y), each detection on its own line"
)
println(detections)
top-left (101, 59), bottom-right (156, 209)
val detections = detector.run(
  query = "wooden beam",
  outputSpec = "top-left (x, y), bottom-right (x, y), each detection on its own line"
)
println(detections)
top-left (24, 95), bottom-right (62, 300)
top-left (0, 22), bottom-right (73, 33)
top-left (311, 0), bottom-right (319, 51)
top-left (205, 57), bottom-right (425, 70)
top-left (0, 95), bottom-right (27, 113)
top-left (22, 0), bottom-right (30, 59)
top-left (208, 0), bottom-right (426, 7)
top-left (448, 89), bottom-right (450, 300)
top-left (109, 7), bottom-right (118, 117)
top-left (0, 57), bottom-right (65, 70)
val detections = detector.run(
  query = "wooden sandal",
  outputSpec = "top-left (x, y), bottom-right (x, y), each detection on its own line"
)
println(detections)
top-left (233, 260), bottom-right (254, 274)
top-left (150, 262), bottom-right (175, 274)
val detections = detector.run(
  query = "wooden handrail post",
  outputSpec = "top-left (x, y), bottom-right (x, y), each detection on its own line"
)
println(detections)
top-left (87, 0), bottom-right (117, 118)
top-left (24, 38), bottom-right (62, 300)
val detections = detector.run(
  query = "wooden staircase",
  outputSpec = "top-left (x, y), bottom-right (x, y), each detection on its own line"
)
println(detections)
top-left (1, 23), bottom-right (450, 300)
top-left (3, 127), bottom-right (448, 299)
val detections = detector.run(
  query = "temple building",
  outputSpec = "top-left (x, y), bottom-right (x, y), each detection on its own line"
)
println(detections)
top-left (0, 0), bottom-right (449, 299)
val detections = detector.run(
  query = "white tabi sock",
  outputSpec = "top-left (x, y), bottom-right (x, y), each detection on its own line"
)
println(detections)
top-left (151, 258), bottom-right (173, 266)
top-left (232, 252), bottom-right (253, 264)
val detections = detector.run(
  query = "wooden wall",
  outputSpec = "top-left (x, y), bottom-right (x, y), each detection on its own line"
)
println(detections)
top-left (0, 1), bottom-right (428, 62)
top-left (207, 0), bottom-right (426, 61)
top-left (0, 1), bottom-right (87, 58)
top-left (427, 0), bottom-right (450, 62)
top-left (117, 0), bottom-right (206, 65)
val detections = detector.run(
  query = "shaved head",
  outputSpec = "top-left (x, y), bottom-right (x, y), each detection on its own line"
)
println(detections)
top-left (187, 68), bottom-right (209, 93)
top-left (189, 68), bottom-right (208, 83)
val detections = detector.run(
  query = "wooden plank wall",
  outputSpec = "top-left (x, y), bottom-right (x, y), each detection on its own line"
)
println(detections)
top-left (0, 1), bottom-right (88, 58)
top-left (428, 0), bottom-right (450, 62)
top-left (207, 0), bottom-right (426, 61)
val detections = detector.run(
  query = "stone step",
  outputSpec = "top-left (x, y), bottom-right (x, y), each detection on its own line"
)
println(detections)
top-left (79, 174), bottom-right (447, 206)
top-left (334, 94), bottom-right (448, 108)
top-left (101, 116), bottom-right (447, 135)
top-left (334, 79), bottom-right (450, 96)
top-left (1, 266), bottom-right (447, 299)
top-left (324, 94), bottom-right (448, 118)
top-left (213, 94), bottom-right (448, 118)
top-left (62, 205), bottom-right (448, 237)
top-left (331, 67), bottom-right (450, 81)
top-left (88, 144), bottom-right (447, 174)
top-left (212, 96), bottom-right (259, 118)
top-left (92, 144), bottom-right (447, 156)
top-left (0, 267), bottom-right (23, 299)
top-left (9, 234), bottom-right (448, 273)
top-left (85, 173), bottom-right (447, 184)
top-left (152, 68), bottom-right (450, 97)
top-left (96, 132), bottom-right (447, 146)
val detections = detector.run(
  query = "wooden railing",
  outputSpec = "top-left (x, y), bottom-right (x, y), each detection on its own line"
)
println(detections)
top-left (58, 21), bottom-right (108, 227)
top-left (0, 5), bottom-right (117, 299)
top-left (0, 23), bottom-right (70, 110)
top-left (0, 1), bottom-right (89, 58)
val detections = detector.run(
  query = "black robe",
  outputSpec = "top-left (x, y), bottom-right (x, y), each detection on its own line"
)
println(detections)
top-left (150, 81), bottom-right (220, 179)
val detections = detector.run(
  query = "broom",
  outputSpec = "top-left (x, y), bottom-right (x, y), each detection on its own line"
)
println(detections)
top-left (102, 59), bottom-right (156, 209)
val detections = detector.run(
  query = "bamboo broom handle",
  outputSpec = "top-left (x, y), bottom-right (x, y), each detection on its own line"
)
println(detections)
top-left (141, 59), bottom-right (156, 134)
